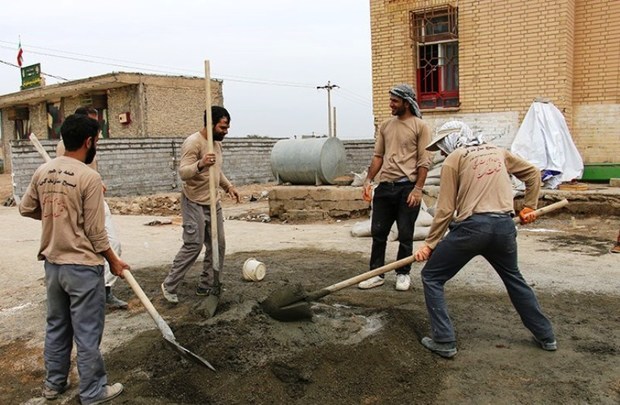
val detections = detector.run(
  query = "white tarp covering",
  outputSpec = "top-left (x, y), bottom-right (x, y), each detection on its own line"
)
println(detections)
top-left (511, 101), bottom-right (583, 188)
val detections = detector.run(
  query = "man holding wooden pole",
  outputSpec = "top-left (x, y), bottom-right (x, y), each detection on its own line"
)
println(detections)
top-left (161, 106), bottom-right (239, 305)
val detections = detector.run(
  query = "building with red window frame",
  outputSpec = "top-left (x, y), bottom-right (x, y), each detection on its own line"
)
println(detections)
top-left (370, 0), bottom-right (619, 177)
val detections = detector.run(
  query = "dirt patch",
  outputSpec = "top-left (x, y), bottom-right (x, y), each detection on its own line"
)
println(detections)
top-left (2, 249), bottom-right (619, 404)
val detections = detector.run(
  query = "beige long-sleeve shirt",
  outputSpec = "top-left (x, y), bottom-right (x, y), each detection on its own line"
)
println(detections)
top-left (425, 144), bottom-right (541, 249)
top-left (178, 132), bottom-right (233, 205)
top-left (374, 116), bottom-right (432, 182)
top-left (19, 156), bottom-right (109, 265)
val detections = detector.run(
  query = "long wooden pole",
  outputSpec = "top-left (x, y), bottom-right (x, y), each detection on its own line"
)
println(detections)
top-left (204, 60), bottom-right (219, 276)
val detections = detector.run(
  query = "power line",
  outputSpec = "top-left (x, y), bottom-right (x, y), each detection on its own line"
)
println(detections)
top-left (0, 42), bottom-right (317, 89)
top-left (0, 40), bottom-right (373, 105)
top-left (0, 58), bottom-right (68, 82)
top-left (317, 81), bottom-right (339, 137)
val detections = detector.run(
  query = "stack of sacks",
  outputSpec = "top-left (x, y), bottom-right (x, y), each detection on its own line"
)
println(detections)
top-left (351, 200), bottom-right (434, 241)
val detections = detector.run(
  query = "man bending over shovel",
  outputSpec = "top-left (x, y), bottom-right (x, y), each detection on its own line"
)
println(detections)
top-left (161, 106), bottom-right (239, 305)
top-left (413, 121), bottom-right (556, 358)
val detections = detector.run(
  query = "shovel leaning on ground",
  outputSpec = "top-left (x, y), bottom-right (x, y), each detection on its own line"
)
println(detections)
top-left (123, 270), bottom-right (216, 371)
top-left (262, 199), bottom-right (570, 322)
top-left (202, 60), bottom-right (222, 318)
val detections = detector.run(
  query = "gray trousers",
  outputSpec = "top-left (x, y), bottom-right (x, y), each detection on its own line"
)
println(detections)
top-left (421, 214), bottom-right (555, 343)
top-left (163, 193), bottom-right (225, 293)
top-left (44, 261), bottom-right (108, 403)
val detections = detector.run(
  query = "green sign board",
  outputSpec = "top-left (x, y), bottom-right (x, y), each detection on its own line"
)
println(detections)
top-left (20, 63), bottom-right (42, 90)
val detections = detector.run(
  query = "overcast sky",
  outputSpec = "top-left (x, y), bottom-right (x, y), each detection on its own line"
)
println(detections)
top-left (0, 0), bottom-right (374, 139)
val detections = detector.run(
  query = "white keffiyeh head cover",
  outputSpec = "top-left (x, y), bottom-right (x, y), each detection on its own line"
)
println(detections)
top-left (434, 121), bottom-right (484, 155)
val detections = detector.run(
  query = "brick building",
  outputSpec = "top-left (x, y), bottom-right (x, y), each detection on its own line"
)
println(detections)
top-left (0, 72), bottom-right (223, 173)
top-left (370, 0), bottom-right (619, 169)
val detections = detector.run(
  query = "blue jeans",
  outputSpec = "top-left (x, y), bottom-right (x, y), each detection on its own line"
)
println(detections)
top-left (370, 181), bottom-right (421, 275)
top-left (421, 214), bottom-right (555, 343)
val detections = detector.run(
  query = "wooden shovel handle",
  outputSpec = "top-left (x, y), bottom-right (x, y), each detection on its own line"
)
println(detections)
top-left (313, 198), bottom-right (569, 299)
top-left (514, 199), bottom-right (568, 224)
top-left (123, 270), bottom-right (175, 340)
top-left (204, 60), bottom-right (220, 274)
top-left (317, 255), bottom-right (418, 298)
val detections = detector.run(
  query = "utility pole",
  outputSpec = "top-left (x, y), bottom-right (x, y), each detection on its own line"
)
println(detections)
top-left (317, 81), bottom-right (339, 137)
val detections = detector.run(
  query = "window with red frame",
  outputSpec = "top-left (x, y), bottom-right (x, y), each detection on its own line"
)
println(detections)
top-left (411, 7), bottom-right (459, 109)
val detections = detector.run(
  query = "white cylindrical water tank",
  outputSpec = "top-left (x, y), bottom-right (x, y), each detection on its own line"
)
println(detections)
top-left (270, 137), bottom-right (346, 185)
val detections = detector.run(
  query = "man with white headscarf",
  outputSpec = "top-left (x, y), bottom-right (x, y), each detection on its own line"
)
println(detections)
top-left (413, 120), bottom-right (556, 358)
top-left (359, 84), bottom-right (432, 291)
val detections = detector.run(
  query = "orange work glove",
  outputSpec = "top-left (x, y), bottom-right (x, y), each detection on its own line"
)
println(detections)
top-left (414, 244), bottom-right (433, 262)
top-left (518, 207), bottom-right (537, 224)
top-left (362, 182), bottom-right (373, 202)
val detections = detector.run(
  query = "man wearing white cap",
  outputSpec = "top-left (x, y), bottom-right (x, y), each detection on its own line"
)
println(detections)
top-left (359, 84), bottom-right (432, 291)
top-left (413, 121), bottom-right (556, 358)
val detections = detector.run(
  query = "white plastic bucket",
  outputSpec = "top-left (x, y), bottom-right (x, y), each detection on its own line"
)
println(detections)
top-left (242, 258), bottom-right (266, 282)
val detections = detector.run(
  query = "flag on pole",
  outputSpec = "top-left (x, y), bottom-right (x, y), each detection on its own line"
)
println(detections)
top-left (17, 38), bottom-right (24, 67)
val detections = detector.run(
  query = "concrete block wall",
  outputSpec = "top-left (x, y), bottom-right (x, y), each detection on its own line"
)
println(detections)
top-left (10, 138), bottom-right (376, 198)
top-left (342, 140), bottom-right (375, 175)
top-left (268, 186), bottom-right (371, 220)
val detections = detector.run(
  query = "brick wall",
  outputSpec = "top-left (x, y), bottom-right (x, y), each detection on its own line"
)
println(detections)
top-left (10, 138), bottom-right (375, 198)
top-left (370, 0), bottom-right (620, 164)
top-left (573, 104), bottom-right (620, 163)
top-left (572, 0), bottom-right (620, 163)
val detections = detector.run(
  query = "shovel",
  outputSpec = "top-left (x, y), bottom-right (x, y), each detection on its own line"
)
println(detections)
top-left (203, 60), bottom-right (221, 318)
top-left (262, 255), bottom-right (419, 321)
top-left (123, 270), bottom-right (216, 371)
top-left (261, 199), bottom-right (569, 322)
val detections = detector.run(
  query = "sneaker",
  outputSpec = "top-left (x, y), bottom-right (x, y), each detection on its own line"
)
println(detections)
top-left (395, 274), bottom-right (411, 291)
top-left (84, 383), bottom-right (124, 405)
top-left (421, 337), bottom-right (457, 358)
top-left (534, 337), bottom-right (557, 351)
top-left (196, 286), bottom-right (211, 296)
top-left (358, 275), bottom-right (385, 289)
top-left (106, 292), bottom-right (128, 309)
top-left (161, 283), bottom-right (178, 303)
top-left (42, 380), bottom-right (70, 400)
top-left (611, 242), bottom-right (620, 254)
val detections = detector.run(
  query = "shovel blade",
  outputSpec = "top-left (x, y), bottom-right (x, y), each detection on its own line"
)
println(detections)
top-left (164, 337), bottom-right (216, 371)
top-left (204, 293), bottom-right (219, 318)
top-left (261, 283), bottom-right (313, 322)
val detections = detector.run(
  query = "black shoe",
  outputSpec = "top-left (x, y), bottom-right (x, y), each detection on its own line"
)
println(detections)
top-left (421, 337), bottom-right (457, 358)
top-left (196, 287), bottom-right (211, 296)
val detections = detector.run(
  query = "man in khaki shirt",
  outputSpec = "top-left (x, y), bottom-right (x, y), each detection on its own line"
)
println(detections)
top-left (56, 106), bottom-right (128, 310)
top-left (19, 114), bottom-right (128, 404)
top-left (358, 84), bottom-right (432, 291)
top-left (161, 106), bottom-right (239, 303)
top-left (413, 121), bottom-right (556, 358)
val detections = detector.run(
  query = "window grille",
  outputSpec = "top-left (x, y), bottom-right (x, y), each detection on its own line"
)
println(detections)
top-left (410, 5), bottom-right (459, 109)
